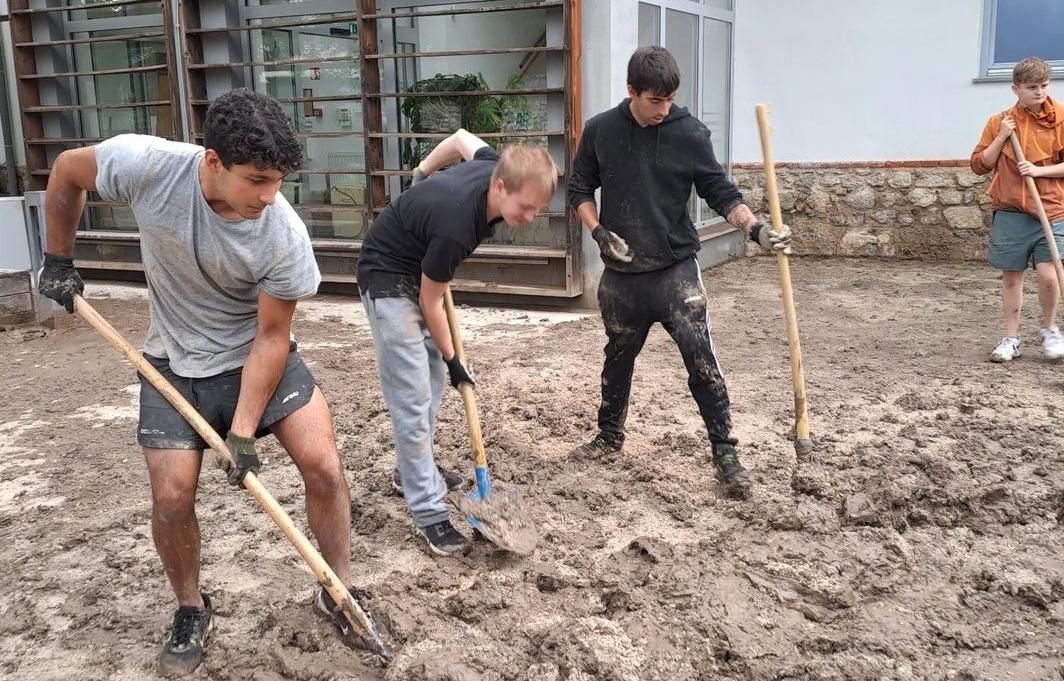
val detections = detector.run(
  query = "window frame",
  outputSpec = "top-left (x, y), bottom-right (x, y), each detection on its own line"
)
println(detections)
top-left (979, 0), bottom-right (1064, 81)
top-left (636, 0), bottom-right (735, 227)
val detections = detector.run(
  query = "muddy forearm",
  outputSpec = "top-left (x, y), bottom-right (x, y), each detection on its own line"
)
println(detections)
top-left (726, 203), bottom-right (760, 235)
top-left (230, 333), bottom-right (289, 438)
top-left (44, 155), bottom-right (91, 256)
top-left (576, 201), bottom-right (601, 231)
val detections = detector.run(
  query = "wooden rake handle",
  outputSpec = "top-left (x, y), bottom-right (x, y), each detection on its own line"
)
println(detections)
top-left (442, 287), bottom-right (489, 473)
top-left (1008, 132), bottom-right (1064, 300)
top-left (73, 295), bottom-right (388, 659)
top-left (755, 104), bottom-right (812, 454)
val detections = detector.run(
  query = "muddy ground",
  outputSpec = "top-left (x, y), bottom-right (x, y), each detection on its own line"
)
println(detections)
top-left (1, 257), bottom-right (1063, 681)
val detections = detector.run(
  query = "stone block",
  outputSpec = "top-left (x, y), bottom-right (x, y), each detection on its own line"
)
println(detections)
top-left (944, 206), bottom-right (985, 231)
top-left (955, 169), bottom-right (985, 188)
top-left (887, 171), bottom-right (913, 189)
top-left (914, 171), bottom-right (954, 188)
top-left (804, 187), bottom-right (832, 215)
top-left (908, 187), bottom-right (937, 208)
top-left (839, 229), bottom-right (881, 256)
top-left (939, 189), bottom-right (963, 206)
top-left (870, 209), bottom-right (897, 224)
top-left (845, 185), bottom-right (876, 210)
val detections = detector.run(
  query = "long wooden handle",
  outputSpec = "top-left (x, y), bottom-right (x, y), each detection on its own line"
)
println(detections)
top-left (73, 295), bottom-right (387, 657)
top-left (755, 104), bottom-right (811, 452)
top-left (1008, 132), bottom-right (1064, 299)
top-left (442, 287), bottom-right (488, 472)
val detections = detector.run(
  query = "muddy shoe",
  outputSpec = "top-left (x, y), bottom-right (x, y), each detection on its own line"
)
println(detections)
top-left (315, 587), bottom-right (391, 658)
top-left (713, 445), bottom-right (752, 497)
top-left (990, 336), bottom-right (1021, 362)
top-left (392, 465), bottom-right (465, 495)
top-left (158, 594), bottom-right (213, 677)
top-left (415, 519), bottom-right (471, 557)
top-left (572, 433), bottom-right (623, 458)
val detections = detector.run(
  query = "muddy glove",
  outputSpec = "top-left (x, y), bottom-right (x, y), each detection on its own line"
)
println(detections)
top-left (444, 354), bottom-right (475, 389)
top-left (591, 225), bottom-right (633, 263)
top-left (38, 253), bottom-right (85, 314)
top-left (216, 432), bottom-right (261, 487)
top-left (750, 221), bottom-right (793, 255)
top-left (410, 165), bottom-right (429, 187)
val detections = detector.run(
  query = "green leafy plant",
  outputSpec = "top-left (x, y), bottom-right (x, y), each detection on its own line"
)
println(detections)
top-left (400, 73), bottom-right (505, 176)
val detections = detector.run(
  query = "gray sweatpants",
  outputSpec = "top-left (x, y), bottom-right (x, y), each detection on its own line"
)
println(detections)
top-left (362, 293), bottom-right (449, 528)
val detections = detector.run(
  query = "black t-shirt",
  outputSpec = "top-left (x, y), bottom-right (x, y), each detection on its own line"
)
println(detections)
top-left (357, 146), bottom-right (502, 298)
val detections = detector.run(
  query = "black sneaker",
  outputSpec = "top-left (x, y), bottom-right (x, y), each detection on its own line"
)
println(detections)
top-left (315, 587), bottom-right (391, 656)
top-left (572, 433), bottom-right (623, 458)
top-left (713, 444), bottom-right (752, 496)
top-left (414, 519), bottom-right (471, 557)
top-left (391, 465), bottom-right (465, 495)
top-left (158, 593), bottom-right (213, 677)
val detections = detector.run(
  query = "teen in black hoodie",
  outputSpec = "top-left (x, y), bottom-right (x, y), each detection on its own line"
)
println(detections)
top-left (568, 46), bottom-right (791, 495)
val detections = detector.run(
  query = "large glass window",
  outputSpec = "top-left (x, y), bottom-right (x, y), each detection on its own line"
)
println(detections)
top-left (247, 8), bottom-right (364, 240)
top-left (981, 0), bottom-right (1064, 78)
top-left (13, 0), bottom-right (581, 297)
top-left (638, 1), bottom-right (734, 226)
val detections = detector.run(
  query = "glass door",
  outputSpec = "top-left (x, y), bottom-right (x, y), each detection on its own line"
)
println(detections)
top-left (637, 0), bottom-right (734, 226)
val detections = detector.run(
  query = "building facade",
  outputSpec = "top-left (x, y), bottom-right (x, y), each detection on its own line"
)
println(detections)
top-left (0, 0), bottom-right (1061, 303)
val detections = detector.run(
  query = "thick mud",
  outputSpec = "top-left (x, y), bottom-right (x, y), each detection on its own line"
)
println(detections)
top-left (1, 257), bottom-right (1063, 680)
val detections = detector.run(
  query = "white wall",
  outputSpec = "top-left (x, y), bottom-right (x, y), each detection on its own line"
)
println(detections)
top-left (576, 0), bottom-right (639, 303)
top-left (732, 0), bottom-right (1015, 163)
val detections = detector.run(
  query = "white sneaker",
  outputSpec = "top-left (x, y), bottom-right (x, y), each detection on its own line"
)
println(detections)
top-left (990, 336), bottom-right (1021, 362)
top-left (1041, 326), bottom-right (1064, 360)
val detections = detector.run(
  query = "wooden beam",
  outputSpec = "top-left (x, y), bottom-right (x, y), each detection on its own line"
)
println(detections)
top-left (358, 0), bottom-right (386, 215)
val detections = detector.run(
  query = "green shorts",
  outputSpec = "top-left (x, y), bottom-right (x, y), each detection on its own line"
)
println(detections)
top-left (988, 209), bottom-right (1064, 271)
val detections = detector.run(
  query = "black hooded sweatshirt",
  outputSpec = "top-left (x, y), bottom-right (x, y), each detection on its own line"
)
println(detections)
top-left (568, 99), bottom-right (743, 273)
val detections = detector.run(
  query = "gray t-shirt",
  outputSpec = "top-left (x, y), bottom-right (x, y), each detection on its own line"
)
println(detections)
top-left (95, 134), bottom-right (321, 378)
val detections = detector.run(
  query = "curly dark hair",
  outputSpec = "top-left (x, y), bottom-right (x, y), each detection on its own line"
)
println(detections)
top-left (203, 88), bottom-right (303, 173)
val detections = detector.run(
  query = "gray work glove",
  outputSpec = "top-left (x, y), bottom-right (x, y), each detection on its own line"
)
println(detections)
top-left (591, 225), bottom-right (633, 263)
top-left (216, 432), bottom-right (261, 487)
top-left (410, 166), bottom-right (429, 187)
top-left (750, 221), bottom-right (793, 255)
top-left (444, 355), bottom-right (475, 390)
top-left (38, 252), bottom-right (85, 314)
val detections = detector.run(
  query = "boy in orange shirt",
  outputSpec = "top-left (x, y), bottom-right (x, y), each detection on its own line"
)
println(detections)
top-left (971, 57), bottom-right (1064, 362)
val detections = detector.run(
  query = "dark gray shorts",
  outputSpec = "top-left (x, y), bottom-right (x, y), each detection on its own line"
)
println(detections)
top-left (137, 344), bottom-right (317, 450)
top-left (988, 209), bottom-right (1064, 271)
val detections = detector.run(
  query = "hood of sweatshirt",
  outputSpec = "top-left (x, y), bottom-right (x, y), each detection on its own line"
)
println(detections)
top-left (617, 98), bottom-right (692, 164)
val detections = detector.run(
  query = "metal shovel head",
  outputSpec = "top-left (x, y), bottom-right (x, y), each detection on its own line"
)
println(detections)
top-left (459, 485), bottom-right (538, 555)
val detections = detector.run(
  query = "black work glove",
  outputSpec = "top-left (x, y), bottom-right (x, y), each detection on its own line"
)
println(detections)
top-left (38, 252), bottom-right (85, 314)
top-left (444, 355), bottom-right (475, 389)
top-left (217, 432), bottom-right (261, 487)
top-left (591, 225), bottom-right (633, 263)
top-left (410, 166), bottom-right (429, 187)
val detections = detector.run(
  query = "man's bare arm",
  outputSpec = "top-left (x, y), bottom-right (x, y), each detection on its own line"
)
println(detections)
top-left (418, 274), bottom-right (456, 361)
top-left (416, 129), bottom-right (490, 176)
top-left (45, 147), bottom-right (98, 256)
top-left (229, 291), bottom-right (297, 438)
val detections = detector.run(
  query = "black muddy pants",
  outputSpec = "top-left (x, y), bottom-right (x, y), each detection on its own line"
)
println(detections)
top-left (596, 257), bottom-right (736, 448)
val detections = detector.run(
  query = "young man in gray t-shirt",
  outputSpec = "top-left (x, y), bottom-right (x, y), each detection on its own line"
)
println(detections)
top-left (38, 89), bottom-right (365, 675)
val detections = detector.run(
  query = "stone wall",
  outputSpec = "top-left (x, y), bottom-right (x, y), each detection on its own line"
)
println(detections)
top-left (732, 162), bottom-right (992, 260)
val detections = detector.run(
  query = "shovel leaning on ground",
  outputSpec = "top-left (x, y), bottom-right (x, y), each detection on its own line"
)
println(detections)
top-left (442, 286), bottom-right (537, 555)
top-left (72, 295), bottom-right (392, 662)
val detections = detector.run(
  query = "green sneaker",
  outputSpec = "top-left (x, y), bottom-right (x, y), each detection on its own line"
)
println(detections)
top-left (713, 444), bottom-right (751, 496)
